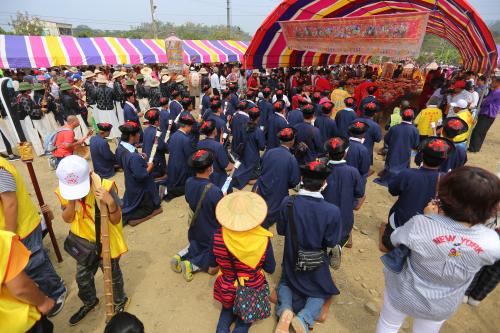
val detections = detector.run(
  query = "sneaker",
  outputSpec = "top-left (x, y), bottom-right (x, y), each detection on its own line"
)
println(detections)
top-left (170, 254), bottom-right (182, 273)
top-left (467, 297), bottom-right (481, 306)
top-left (114, 297), bottom-right (131, 313)
top-left (275, 308), bottom-right (294, 333)
top-left (7, 154), bottom-right (20, 161)
top-left (291, 316), bottom-right (308, 333)
top-left (329, 245), bottom-right (342, 270)
top-left (159, 185), bottom-right (167, 199)
top-left (47, 286), bottom-right (67, 318)
top-left (180, 260), bottom-right (194, 282)
top-left (69, 298), bottom-right (99, 326)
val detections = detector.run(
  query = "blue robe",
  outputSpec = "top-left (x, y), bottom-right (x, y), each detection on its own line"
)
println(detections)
top-left (169, 100), bottom-right (183, 120)
top-left (201, 94), bottom-right (211, 118)
top-left (172, 111), bottom-right (200, 144)
top-left (159, 108), bottom-right (170, 133)
top-left (287, 109), bottom-right (304, 127)
top-left (167, 130), bottom-right (195, 189)
top-left (197, 138), bottom-right (229, 188)
top-left (382, 123), bottom-right (420, 182)
top-left (278, 194), bottom-right (342, 298)
top-left (266, 112), bottom-right (288, 149)
top-left (230, 93), bottom-right (239, 109)
top-left (221, 100), bottom-right (235, 121)
top-left (313, 103), bottom-right (322, 117)
top-left (206, 113), bottom-right (227, 142)
top-left (335, 108), bottom-right (357, 138)
top-left (257, 99), bottom-right (273, 129)
top-left (254, 146), bottom-right (300, 228)
top-left (232, 126), bottom-right (265, 189)
top-left (345, 139), bottom-right (371, 187)
top-left (115, 144), bottom-right (160, 214)
top-left (184, 177), bottom-right (223, 270)
top-left (142, 126), bottom-right (167, 178)
top-left (123, 102), bottom-right (139, 123)
top-left (388, 167), bottom-right (441, 228)
top-left (359, 95), bottom-right (381, 115)
top-left (293, 122), bottom-right (324, 164)
top-left (322, 162), bottom-right (364, 240)
top-left (230, 111), bottom-right (250, 156)
top-left (355, 117), bottom-right (382, 165)
top-left (89, 135), bottom-right (115, 179)
top-left (439, 143), bottom-right (467, 172)
top-left (314, 114), bottom-right (338, 143)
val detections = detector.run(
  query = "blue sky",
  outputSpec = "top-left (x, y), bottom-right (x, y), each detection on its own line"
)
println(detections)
top-left (1, 0), bottom-right (498, 36)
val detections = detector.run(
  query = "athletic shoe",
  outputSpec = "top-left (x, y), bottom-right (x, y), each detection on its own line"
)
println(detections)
top-left (47, 286), bottom-right (67, 318)
top-left (467, 297), bottom-right (481, 306)
top-left (7, 154), bottom-right (20, 161)
top-left (290, 316), bottom-right (308, 333)
top-left (69, 299), bottom-right (99, 326)
top-left (275, 308), bottom-right (294, 333)
top-left (170, 254), bottom-right (182, 273)
top-left (329, 245), bottom-right (342, 270)
top-left (114, 297), bottom-right (131, 313)
top-left (181, 260), bottom-right (194, 282)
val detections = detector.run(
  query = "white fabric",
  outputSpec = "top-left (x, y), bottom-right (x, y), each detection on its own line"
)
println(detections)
top-left (115, 102), bottom-right (125, 125)
top-left (31, 118), bottom-right (51, 141)
top-left (376, 292), bottom-right (445, 333)
top-left (45, 112), bottom-right (60, 132)
top-left (120, 141), bottom-right (136, 153)
top-left (94, 108), bottom-right (121, 138)
top-left (20, 118), bottom-right (44, 156)
top-left (0, 117), bottom-right (20, 151)
top-left (297, 189), bottom-right (324, 199)
top-left (210, 73), bottom-right (221, 91)
top-left (138, 98), bottom-right (150, 113)
top-left (272, 94), bottom-right (291, 108)
top-left (73, 115), bottom-right (90, 145)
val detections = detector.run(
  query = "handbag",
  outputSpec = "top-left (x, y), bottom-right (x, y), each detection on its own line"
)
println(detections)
top-left (229, 254), bottom-right (271, 323)
top-left (287, 196), bottom-right (325, 272)
top-left (63, 200), bottom-right (101, 266)
top-left (187, 183), bottom-right (212, 227)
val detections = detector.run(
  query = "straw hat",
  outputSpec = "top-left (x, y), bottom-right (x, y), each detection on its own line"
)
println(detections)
top-left (83, 70), bottom-right (95, 79)
top-left (199, 68), bottom-right (208, 75)
top-left (94, 68), bottom-right (102, 74)
top-left (215, 192), bottom-right (267, 232)
top-left (95, 74), bottom-right (108, 84)
top-left (149, 79), bottom-right (160, 87)
top-left (18, 82), bottom-right (33, 92)
top-left (112, 71), bottom-right (126, 80)
top-left (160, 68), bottom-right (169, 76)
top-left (175, 75), bottom-right (185, 83)
top-left (141, 67), bottom-right (152, 76)
top-left (161, 75), bottom-right (171, 84)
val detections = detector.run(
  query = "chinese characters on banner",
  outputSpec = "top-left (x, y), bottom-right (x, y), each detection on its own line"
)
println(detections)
top-left (279, 12), bottom-right (430, 58)
top-left (166, 35), bottom-right (184, 73)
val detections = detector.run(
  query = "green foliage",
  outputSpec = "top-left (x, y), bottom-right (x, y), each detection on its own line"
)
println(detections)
top-left (10, 11), bottom-right (43, 36)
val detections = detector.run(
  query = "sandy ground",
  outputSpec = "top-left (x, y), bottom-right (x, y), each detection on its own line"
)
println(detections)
top-left (11, 120), bottom-right (500, 333)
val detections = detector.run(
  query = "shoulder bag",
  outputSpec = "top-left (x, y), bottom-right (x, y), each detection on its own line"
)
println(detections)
top-left (187, 183), bottom-right (213, 227)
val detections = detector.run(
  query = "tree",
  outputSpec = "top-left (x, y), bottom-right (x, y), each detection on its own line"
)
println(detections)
top-left (9, 11), bottom-right (43, 36)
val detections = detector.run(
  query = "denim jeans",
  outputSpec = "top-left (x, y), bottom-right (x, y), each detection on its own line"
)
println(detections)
top-left (75, 258), bottom-right (126, 306)
top-left (215, 307), bottom-right (251, 333)
top-left (21, 224), bottom-right (66, 299)
top-left (276, 276), bottom-right (325, 330)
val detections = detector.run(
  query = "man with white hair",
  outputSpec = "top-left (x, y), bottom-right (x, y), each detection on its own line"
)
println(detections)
top-left (210, 67), bottom-right (221, 95)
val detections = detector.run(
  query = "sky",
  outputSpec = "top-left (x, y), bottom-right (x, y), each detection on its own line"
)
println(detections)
top-left (1, 0), bottom-right (499, 36)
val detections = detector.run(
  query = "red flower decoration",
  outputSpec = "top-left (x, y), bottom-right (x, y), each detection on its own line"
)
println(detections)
top-left (125, 121), bottom-right (138, 128)
top-left (308, 160), bottom-right (322, 171)
top-left (428, 139), bottom-right (449, 152)
top-left (276, 90), bottom-right (283, 95)
top-left (353, 121), bottom-right (364, 128)
top-left (366, 102), bottom-right (377, 109)
top-left (448, 119), bottom-right (462, 130)
top-left (193, 149), bottom-right (207, 159)
top-left (201, 121), bottom-right (211, 130)
top-left (330, 137), bottom-right (343, 149)
top-left (403, 109), bottom-right (414, 117)
top-left (281, 128), bottom-right (293, 137)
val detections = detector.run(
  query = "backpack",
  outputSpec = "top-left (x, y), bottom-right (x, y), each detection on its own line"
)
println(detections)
top-left (44, 128), bottom-right (72, 154)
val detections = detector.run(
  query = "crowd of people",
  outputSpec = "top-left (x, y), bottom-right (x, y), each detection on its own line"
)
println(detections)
top-left (0, 61), bottom-right (499, 333)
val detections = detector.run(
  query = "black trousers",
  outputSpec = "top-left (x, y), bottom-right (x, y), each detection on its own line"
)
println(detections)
top-left (27, 317), bottom-right (53, 333)
top-left (0, 131), bottom-right (13, 155)
top-left (122, 192), bottom-right (157, 224)
top-left (469, 115), bottom-right (495, 152)
top-left (466, 259), bottom-right (500, 301)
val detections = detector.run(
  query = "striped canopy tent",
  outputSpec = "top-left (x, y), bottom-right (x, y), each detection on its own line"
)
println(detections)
top-left (244, 0), bottom-right (498, 73)
top-left (0, 35), bottom-right (167, 69)
top-left (182, 40), bottom-right (249, 64)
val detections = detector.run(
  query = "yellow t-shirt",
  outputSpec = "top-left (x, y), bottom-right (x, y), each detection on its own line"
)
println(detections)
top-left (454, 109), bottom-right (473, 143)
top-left (414, 107), bottom-right (442, 136)
top-left (0, 230), bottom-right (41, 333)
top-left (330, 88), bottom-right (351, 117)
top-left (55, 179), bottom-right (127, 259)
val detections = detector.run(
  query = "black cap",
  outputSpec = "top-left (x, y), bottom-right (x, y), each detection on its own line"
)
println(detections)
top-left (262, 87), bottom-right (272, 97)
top-left (300, 161), bottom-right (330, 180)
top-left (144, 108), bottom-right (160, 122)
top-left (321, 102), bottom-right (334, 114)
top-left (419, 136), bottom-right (455, 159)
top-left (237, 100), bottom-right (248, 111)
top-left (248, 106), bottom-right (260, 120)
top-left (181, 97), bottom-right (192, 108)
top-left (160, 97), bottom-right (169, 106)
top-left (179, 113), bottom-right (195, 125)
top-left (188, 149), bottom-right (214, 170)
top-left (325, 137), bottom-right (349, 156)
top-left (97, 122), bottom-right (113, 132)
top-left (119, 121), bottom-right (140, 134)
top-left (301, 103), bottom-right (315, 116)
top-left (171, 89), bottom-right (180, 98)
top-left (442, 117), bottom-right (468, 138)
top-left (401, 108), bottom-right (415, 121)
top-left (367, 86), bottom-right (378, 94)
top-left (200, 119), bottom-right (216, 135)
top-left (348, 120), bottom-right (369, 135)
top-left (363, 102), bottom-right (378, 115)
top-left (278, 127), bottom-right (296, 142)
top-left (274, 100), bottom-right (285, 111)
top-left (344, 97), bottom-right (356, 107)
top-left (222, 88), bottom-right (231, 97)
top-left (211, 100), bottom-right (222, 110)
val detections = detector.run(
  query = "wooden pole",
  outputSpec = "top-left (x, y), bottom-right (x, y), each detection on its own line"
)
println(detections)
top-left (90, 172), bottom-right (114, 323)
top-left (19, 143), bottom-right (63, 262)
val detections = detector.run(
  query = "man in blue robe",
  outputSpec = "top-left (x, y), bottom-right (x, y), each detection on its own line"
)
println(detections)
top-left (257, 87), bottom-right (273, 131)
top-left (230, 101), bottom-right (250, 156)
top-left (359, 85), bottom-right (381, 116)
top-left (440, 117), bottom-right (468, 172)
top-left (168, 89), bottom-right (184, 122)
top-left (345, 120), bottom-right (371, 187)
top-left (294, 104), bottom-right (324, 165)
top-left (380, 137), bottom-right (453, 252)
top-left (232, 107), bottom-right (266, 189)
top-left (170, 149), bottom-right (223, 281)
top-left (89, 123), bottom-right (116, 179)
top-left (200, 85), bottom-right (212, 120)
top-left (376, 108), bottom-right (419, 186)
top-left (254, 127), bottom-right (300, 228)
top-left (228, 82), bottom-right (239, 109)
top-left (314, 102), bottom-right (339, 143)
top-left (206, 100), bottom-right (228, 143)
top-left (221, 88), bottom-right (235, 123)
top-left (323, 137), bottom-right (365, 252)
top-left (355, 101), bottom-right (382, 166)
top-left (335, 97), bottom-right (357, 138)
top-left (266, 101), bottom-right (288, 149)
top-left (275, 161), bottom-right (342, 333)
top-left (158, 97), bottom-right (171, 133)
top-left (165, 113), bottom-right (196, 201)
top-left (142, 109), bottom-right (167, 179)
top-left (115, 121), bottom-right (162, 226)
top-left (287, 96), bottom-right (305, 127)
top-left (122, 92), bottom-right (143, 141)
top-left (197, 120), bottom-right (230, 188)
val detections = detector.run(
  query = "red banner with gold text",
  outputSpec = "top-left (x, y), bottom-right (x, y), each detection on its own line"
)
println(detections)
top-left (279, 12), bottom-right (429, 58)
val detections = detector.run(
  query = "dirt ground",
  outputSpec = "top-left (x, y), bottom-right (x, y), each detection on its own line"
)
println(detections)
top-left (12, 120), bottom-right (500, 333)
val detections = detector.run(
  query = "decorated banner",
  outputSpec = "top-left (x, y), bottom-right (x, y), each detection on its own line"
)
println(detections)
top-left (279, 12), bottom-right (429, 58)
top-left (165, 35), bottom-right (184, 73)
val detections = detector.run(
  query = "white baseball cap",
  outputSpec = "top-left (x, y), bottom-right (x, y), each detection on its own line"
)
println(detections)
top-left (56, 155), bottom-right (91, 200)
top-left (450, 99), bottom-right (468, 109)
